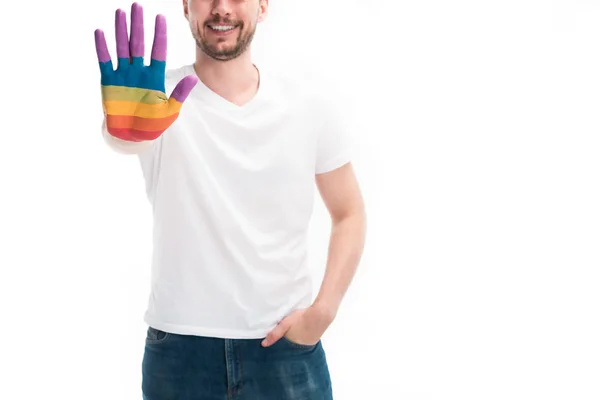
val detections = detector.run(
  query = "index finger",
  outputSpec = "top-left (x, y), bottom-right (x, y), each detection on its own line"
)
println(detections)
top-left (150, 14), bottom-right (167, 64)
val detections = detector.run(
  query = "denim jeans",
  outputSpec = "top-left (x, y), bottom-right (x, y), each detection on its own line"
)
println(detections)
top-left (142, 326), bottom-right (334, 400)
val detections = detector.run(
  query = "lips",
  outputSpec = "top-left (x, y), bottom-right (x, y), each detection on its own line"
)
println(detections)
top-left (208, 24), bottom-right (236, 32)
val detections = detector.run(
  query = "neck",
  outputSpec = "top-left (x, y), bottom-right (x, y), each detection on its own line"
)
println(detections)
top-left (193, 48), bottom-right (259, 101)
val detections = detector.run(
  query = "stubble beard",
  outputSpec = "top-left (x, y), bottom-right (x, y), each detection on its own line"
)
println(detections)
top-left (194, 21), bottom-right (257, 61)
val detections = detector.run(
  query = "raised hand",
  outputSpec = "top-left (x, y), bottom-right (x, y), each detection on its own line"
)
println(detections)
top-left (95, 2), bottom-right (198, 142)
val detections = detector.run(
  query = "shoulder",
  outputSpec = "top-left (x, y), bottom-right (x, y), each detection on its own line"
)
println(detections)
top-left (260, 66), bottom-right (338, 114)
top-left (261, 67), bottom-right (308, 100)
top-left (165, 64), bottom-right (195, 83)
top-left (162, 64), bottom-right (196, 94)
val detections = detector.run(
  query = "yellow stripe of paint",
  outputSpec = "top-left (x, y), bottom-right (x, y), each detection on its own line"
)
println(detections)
top-left (102, 99), bottom-right (182, 119)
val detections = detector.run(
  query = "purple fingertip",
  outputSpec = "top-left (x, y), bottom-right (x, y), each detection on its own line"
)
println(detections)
top-left (170, 75), bottom-right (199, 103)
top-left (115, 9), bottom-right (130, 59)
top-left (130, 2), bottom-right (145, 57)
top-left (151, 14), bottom-right (167, 62)
top-left (94, 29), bottom-right (111, 63)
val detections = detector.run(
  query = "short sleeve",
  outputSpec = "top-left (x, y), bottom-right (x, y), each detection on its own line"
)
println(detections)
top-left (137, 135), bottom-right (164, 204)
top-left (314, 95), bottom-right (356, 174)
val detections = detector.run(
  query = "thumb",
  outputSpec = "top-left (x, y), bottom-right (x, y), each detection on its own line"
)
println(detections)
top-left (168, 74), bottom-right (198, 110)
top-left (262, 316), bottom-right (294, 347)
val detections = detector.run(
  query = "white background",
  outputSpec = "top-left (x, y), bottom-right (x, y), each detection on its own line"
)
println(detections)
top-left (1, 0), bottom-right (599, 399)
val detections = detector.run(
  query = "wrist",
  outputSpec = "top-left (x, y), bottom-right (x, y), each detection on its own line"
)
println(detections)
top-left (312, 298), bottom-right (339, 324)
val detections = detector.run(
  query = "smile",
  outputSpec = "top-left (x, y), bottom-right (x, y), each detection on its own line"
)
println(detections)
top-left (208, 25), bottom-right (237, 32)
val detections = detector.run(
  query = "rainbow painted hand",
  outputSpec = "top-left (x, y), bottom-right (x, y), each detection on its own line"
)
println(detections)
top-left (94, 3), bottom-right (198, 142)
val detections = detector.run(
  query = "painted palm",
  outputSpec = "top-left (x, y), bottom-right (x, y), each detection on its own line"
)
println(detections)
top-left (94, 2), bottom-right (198, 142)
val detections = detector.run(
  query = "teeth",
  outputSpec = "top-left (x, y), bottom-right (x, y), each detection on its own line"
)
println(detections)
top-left (210, 25), bottom-right (235, 31)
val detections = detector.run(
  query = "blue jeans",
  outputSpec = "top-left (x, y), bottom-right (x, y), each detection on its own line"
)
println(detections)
top-left (142, 326), bottom-right (334, 399)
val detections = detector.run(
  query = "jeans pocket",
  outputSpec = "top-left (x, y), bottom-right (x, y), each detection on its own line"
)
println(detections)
top-left (145, 326), bottom-right (170, 345)
top-left (281, 335), bottom-right (319, 350)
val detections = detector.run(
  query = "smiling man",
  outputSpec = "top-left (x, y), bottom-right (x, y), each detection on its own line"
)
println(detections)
top-left (95, 1), bottom-right (366, 399)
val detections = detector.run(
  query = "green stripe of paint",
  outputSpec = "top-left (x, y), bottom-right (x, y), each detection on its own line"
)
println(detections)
top-left (101, 85), bottom-right (167, 104)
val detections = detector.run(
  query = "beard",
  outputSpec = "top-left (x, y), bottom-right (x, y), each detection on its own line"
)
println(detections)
top-left (193, 17), bottom-right (257, 61)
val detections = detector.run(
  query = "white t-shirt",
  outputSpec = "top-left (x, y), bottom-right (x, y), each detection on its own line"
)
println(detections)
top-left (102, 64), bottom-right (354, 338)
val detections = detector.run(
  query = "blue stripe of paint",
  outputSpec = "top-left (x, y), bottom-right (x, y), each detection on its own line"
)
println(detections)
top-left (99, 57), bottom-right (166, 92)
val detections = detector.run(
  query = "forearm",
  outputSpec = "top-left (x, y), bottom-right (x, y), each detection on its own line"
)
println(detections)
top-left (313, 210), bottom-right (367, 317)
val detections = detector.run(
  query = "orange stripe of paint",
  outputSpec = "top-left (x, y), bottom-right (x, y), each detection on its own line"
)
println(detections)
top-left (106, 113), bottom-right (179, 132)
top-left (102, 97), bottom-right (183, 118)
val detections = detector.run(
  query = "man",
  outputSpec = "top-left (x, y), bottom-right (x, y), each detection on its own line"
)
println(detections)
top-left (94, 1), bottom-right (366, 398)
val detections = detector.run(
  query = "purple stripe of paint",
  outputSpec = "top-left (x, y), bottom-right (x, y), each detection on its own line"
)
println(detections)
top-left (115, 9), bottom-right (130, 59)
top-left (130, 2), bottom-right (145, 57)
top-left (94, 29), bottom-right (111, 63)
top-left (169, 75), bottom-right (199, 103)
top-left (151, 15), bottom-right (167, 62)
